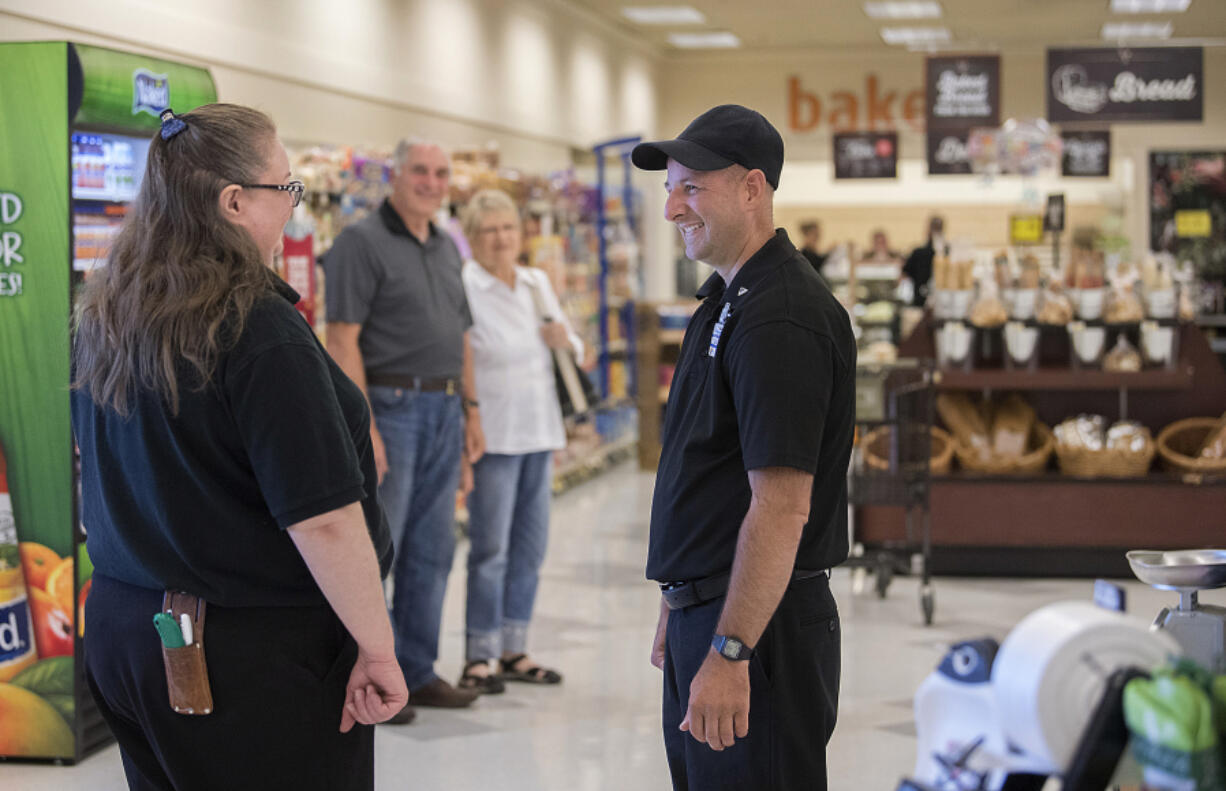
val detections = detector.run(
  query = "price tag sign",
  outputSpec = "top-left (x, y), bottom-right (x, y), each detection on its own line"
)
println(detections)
top-left (1010, 215), bottom-right (1044, 245)
top-left (1175, 209), bottom-right (1212, 238)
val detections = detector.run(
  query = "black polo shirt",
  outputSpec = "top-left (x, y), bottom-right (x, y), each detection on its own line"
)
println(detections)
top-left (72, 277), bottom-right (392, 608)
top-left (646, 229), bottom-right (856, 583)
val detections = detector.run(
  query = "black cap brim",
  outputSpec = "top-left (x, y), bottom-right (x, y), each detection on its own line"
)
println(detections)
top-left (631, 138), bottom-right (735, 173)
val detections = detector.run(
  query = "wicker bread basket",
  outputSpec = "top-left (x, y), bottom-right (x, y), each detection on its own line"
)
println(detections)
top-left (862, 426), bottom-right (954, 476)
top-left (1055, 438), bottom-right (1155, 478)
top-left (1157, 418), bottom-right (1226, 478)
top-left (954, 422), bottom-right (1054, 475)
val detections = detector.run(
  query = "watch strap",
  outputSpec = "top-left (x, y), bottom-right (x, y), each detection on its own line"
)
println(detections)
top-left (712, 634), bottom-right (754, 661)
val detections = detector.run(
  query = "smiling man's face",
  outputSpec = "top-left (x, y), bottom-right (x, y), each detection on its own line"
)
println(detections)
top-left (663, 159), bottom-right (747, 267)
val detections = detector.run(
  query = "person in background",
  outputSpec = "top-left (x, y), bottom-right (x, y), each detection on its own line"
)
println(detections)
top-left (633, 104), bottom-right (855, 791)
top-left (799, 220), bottom-right (826, 276)
top-left (861, 228), bottom-right (899, 262)
top-left (455, 189), bottom-right (579, 693)
top-left (71, 103), bottom-right (406, 790)
top-left (325, 139), bottom-right (485, 723)
top-left (902, 215), bottom-right (948, 307)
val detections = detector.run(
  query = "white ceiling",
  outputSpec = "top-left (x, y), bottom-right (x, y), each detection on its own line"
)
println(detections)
top-left (566, 0), bottom-right (1226, 53)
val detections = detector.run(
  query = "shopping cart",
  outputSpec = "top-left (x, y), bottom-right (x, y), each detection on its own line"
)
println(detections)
top-left (846, 359), bottom-right (936, 625)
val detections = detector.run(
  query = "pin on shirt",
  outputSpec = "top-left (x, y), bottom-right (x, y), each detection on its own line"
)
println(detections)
top-left (708, 302), bottom-right (732, 357)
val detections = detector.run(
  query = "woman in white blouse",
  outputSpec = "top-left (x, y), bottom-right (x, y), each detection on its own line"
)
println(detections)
top-left (457, 189), bottom-right (582, 693)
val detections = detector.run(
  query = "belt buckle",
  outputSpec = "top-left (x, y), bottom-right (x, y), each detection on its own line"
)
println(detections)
top-left (445, 380), bottom-right (456, 396)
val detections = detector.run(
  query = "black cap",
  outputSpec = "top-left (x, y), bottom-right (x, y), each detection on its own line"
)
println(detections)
top-left (632, 104), bottom-right (784, 189)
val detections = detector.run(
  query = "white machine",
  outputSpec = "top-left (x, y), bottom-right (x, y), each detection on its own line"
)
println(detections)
top-left (901, 601), bottom-right (1179, 791)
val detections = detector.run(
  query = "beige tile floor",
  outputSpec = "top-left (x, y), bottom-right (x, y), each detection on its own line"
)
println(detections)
top-left (4, 461), bottom-right (1212, 790)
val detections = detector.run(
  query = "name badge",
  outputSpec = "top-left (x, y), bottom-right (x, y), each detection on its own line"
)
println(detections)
top-left (708, 303), bottom-right (732, 357)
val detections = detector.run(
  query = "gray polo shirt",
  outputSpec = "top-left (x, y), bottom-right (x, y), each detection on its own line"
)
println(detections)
top-left (324, 200), bottom-right (472, 380)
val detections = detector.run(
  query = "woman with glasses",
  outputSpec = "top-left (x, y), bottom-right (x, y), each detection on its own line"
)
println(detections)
top-left (455, 189), bottom-right (579, 694)
top-left (71, 103), bottom-right (406, 790)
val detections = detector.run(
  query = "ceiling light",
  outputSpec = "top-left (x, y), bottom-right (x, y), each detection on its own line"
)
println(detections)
top-left (1101, 21), bottom-right (1174, 39)
top-left (863, 1), bottom-right (942, 19)
top-left (1109, 0), bottom-right (1190, 12)
top-left (621, 6), bottom-right (706, 25)
top-left (668, 31), bottom-right (741, 48)
top-left (880, 26), bottom-right (951, 45)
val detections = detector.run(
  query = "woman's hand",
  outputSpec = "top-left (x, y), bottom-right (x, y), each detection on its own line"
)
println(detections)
top-left (540, 321), bottom-right (571, 351)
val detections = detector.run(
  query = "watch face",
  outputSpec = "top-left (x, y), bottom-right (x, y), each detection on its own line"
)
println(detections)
top-left (725, 638), bottom-right (743, 657)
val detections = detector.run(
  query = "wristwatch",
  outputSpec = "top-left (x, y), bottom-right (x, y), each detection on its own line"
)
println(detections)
top-left (711, 634), bottom-right (754, 661)
top-left (462, 398), bottom-right (479, 411)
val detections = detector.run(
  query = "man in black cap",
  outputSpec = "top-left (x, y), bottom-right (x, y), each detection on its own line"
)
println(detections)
top-left (634, 105), bottom-right (855, 790)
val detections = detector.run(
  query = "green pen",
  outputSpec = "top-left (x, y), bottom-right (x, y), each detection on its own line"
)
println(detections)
top-left (153, 613), bottom-right (186, 648)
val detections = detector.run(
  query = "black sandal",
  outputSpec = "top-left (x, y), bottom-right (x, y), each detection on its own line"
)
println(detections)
top-left (499, 654), bottom-right (563, 685)
top-left (458, 660), bottom-right (506, 694)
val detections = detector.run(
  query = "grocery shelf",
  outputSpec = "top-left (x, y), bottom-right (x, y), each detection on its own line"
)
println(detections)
top-left (659, 329), bottom-right (686, 346)
top-left (935, 365), bottom-right (1196, 392)
top-left (552, 434), bottom-right (637, 494)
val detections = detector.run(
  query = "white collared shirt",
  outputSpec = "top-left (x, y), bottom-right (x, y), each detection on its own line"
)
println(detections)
top-left (462, 261), bottom-right (584, 455)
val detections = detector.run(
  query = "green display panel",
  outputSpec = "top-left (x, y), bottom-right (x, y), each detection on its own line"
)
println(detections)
top-left (0, 41), bottom-right (76, 760)
top-left (71, 43), bottom-right (217, 131)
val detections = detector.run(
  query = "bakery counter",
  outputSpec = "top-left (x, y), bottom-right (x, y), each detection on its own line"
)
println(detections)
top-left (856, 474), bottom-right (1226, 578)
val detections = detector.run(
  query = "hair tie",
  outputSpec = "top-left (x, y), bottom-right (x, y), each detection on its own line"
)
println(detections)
top-left (160, 109), bottom-right (187, 141)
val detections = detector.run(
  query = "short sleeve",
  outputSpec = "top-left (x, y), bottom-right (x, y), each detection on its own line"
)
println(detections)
top-left (226, 342), bottom-right (367, 528)
top-left (725, 321), bottom-right (834, 474)
top-left (324, 230), bottom-right (379, 325)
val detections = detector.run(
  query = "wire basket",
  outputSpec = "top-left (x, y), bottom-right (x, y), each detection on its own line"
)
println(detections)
top-left (1157, 418), bottom-right (1226, 477)
top-left (1056, 441), bottom-right (1155, 478)
top-left (862, 425), bottom-right (953, 476)
top-left (955, 422), bottom-right (1054, 475)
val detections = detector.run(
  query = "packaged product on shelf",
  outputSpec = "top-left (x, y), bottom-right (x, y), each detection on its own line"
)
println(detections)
top-left (1198, 412), bottom-right (1226, 460)
top-left (1037, 284), bottom-right (1074, 325)
top-left (1104, 283), bottom-right (1145, 324)
top-left (1054, 415), bottom-right (1108, 452)
top-left (1103, 336), bottom-right (1142, 372)
top-left (1019, 255), bottom-right (1042, 290)
top-left (969, 281), bottom-right (1008, 328)
top-left (992, 394), bottom-right (1036, 459)
top-left (1106, 421), bottom-right (1151, 454)
top-left (936, 392), bottom-right (991, 459)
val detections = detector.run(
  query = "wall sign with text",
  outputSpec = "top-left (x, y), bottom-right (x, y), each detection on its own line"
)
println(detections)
top-left (1061, 130), bottom-right (1111, 177)
top-left (927, 129), bottom-right (972, 176)
top-left (1047, 47), bottom-right (1203, 124)
top-left (926, 55), bottom-right (1000, 130)
top-left (833, 132), bottom-right (897, 179)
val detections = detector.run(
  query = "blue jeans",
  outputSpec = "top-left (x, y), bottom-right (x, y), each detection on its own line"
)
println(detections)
top-left (464, 451), bottom-right (553, 662)
top-left (370, 386), bottom-right (463, 690)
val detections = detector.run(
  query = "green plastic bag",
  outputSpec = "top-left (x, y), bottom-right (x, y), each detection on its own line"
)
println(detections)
top-left (1124, 661), bottom-right (1224, 791)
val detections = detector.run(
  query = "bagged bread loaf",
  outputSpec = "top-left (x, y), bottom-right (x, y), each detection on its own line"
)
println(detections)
top-left (1103, 336), bottom-right (1142, 372)
top-left (992, 394), bottom-right (1036, 459)
top-left (1199, 412), bottom-right (1226, 460)
top-left (937, 392), bottom-right (991, 459)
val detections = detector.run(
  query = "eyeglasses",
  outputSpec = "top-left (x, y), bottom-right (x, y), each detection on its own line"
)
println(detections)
top-left (242, 180), bottom-right (305, 208)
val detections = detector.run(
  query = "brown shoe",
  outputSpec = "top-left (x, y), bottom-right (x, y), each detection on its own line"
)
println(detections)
top-left (409, 678), bottom-right (478, 708)
top-left (385, 703), bottom-right (417, 725)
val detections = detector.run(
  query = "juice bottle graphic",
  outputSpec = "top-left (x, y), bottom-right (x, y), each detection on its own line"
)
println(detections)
top-left (0, 443), bottom-right (38, 681)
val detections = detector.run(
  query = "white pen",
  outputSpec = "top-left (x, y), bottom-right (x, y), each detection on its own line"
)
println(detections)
top-left (179, 613), bottom-right (194, 645)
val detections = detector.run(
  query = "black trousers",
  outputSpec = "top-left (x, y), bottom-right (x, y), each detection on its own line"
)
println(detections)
top-left (84, 574), bottom-right (373, 791)
top-left (662, 574), bottom-right (840, 791)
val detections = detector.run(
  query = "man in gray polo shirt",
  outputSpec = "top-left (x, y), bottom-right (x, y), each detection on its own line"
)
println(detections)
top-left (326, 140), bottom-right (485, 722)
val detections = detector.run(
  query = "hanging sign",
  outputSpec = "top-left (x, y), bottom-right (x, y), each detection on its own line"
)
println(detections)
top-left (927, 129), bottom-right (972, 175)
top-left (925, 55), bottom-right (1001, 130)
top-left (1044, 194), bottom-right (1066, 233)
top-left (1047, 47), bottom-right (1203, 124)
top-left (833, 132), bottom-right (897, 179)
top-left (1061, 130), bottom-right (1111, 177)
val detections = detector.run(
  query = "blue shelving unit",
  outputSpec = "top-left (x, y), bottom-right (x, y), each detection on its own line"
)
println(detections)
top-left (592, 135), bottom-right (642, 403)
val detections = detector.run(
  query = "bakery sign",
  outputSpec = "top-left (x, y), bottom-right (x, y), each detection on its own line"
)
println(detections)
top-left (1061, 130), bottom-right (1111, 177)
top-left (1047, 47), bottom-right (1203, 123)
top-left (927, 129), bottom-right (972, 176)
top-left (833, 132), bottom-right (897, 179)
top-left (925, 55), bottom-right (1000, 130)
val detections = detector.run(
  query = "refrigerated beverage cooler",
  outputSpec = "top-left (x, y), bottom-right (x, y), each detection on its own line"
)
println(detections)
top-left (0, 41), bottom-right (216, 762)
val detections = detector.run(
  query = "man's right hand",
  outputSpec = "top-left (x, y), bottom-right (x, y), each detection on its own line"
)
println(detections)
top-left (370, 426), bottom-right (388, 484)
top-left (340, 648), bottom-right (409, 732)
top-left (651, 597), bottom-right (669, 670)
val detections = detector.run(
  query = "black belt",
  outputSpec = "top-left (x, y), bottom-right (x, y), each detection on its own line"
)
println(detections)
top-left (367, 374), bottom-right (459, 394)
top-left (659, 568), bottom-right (830, 611)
